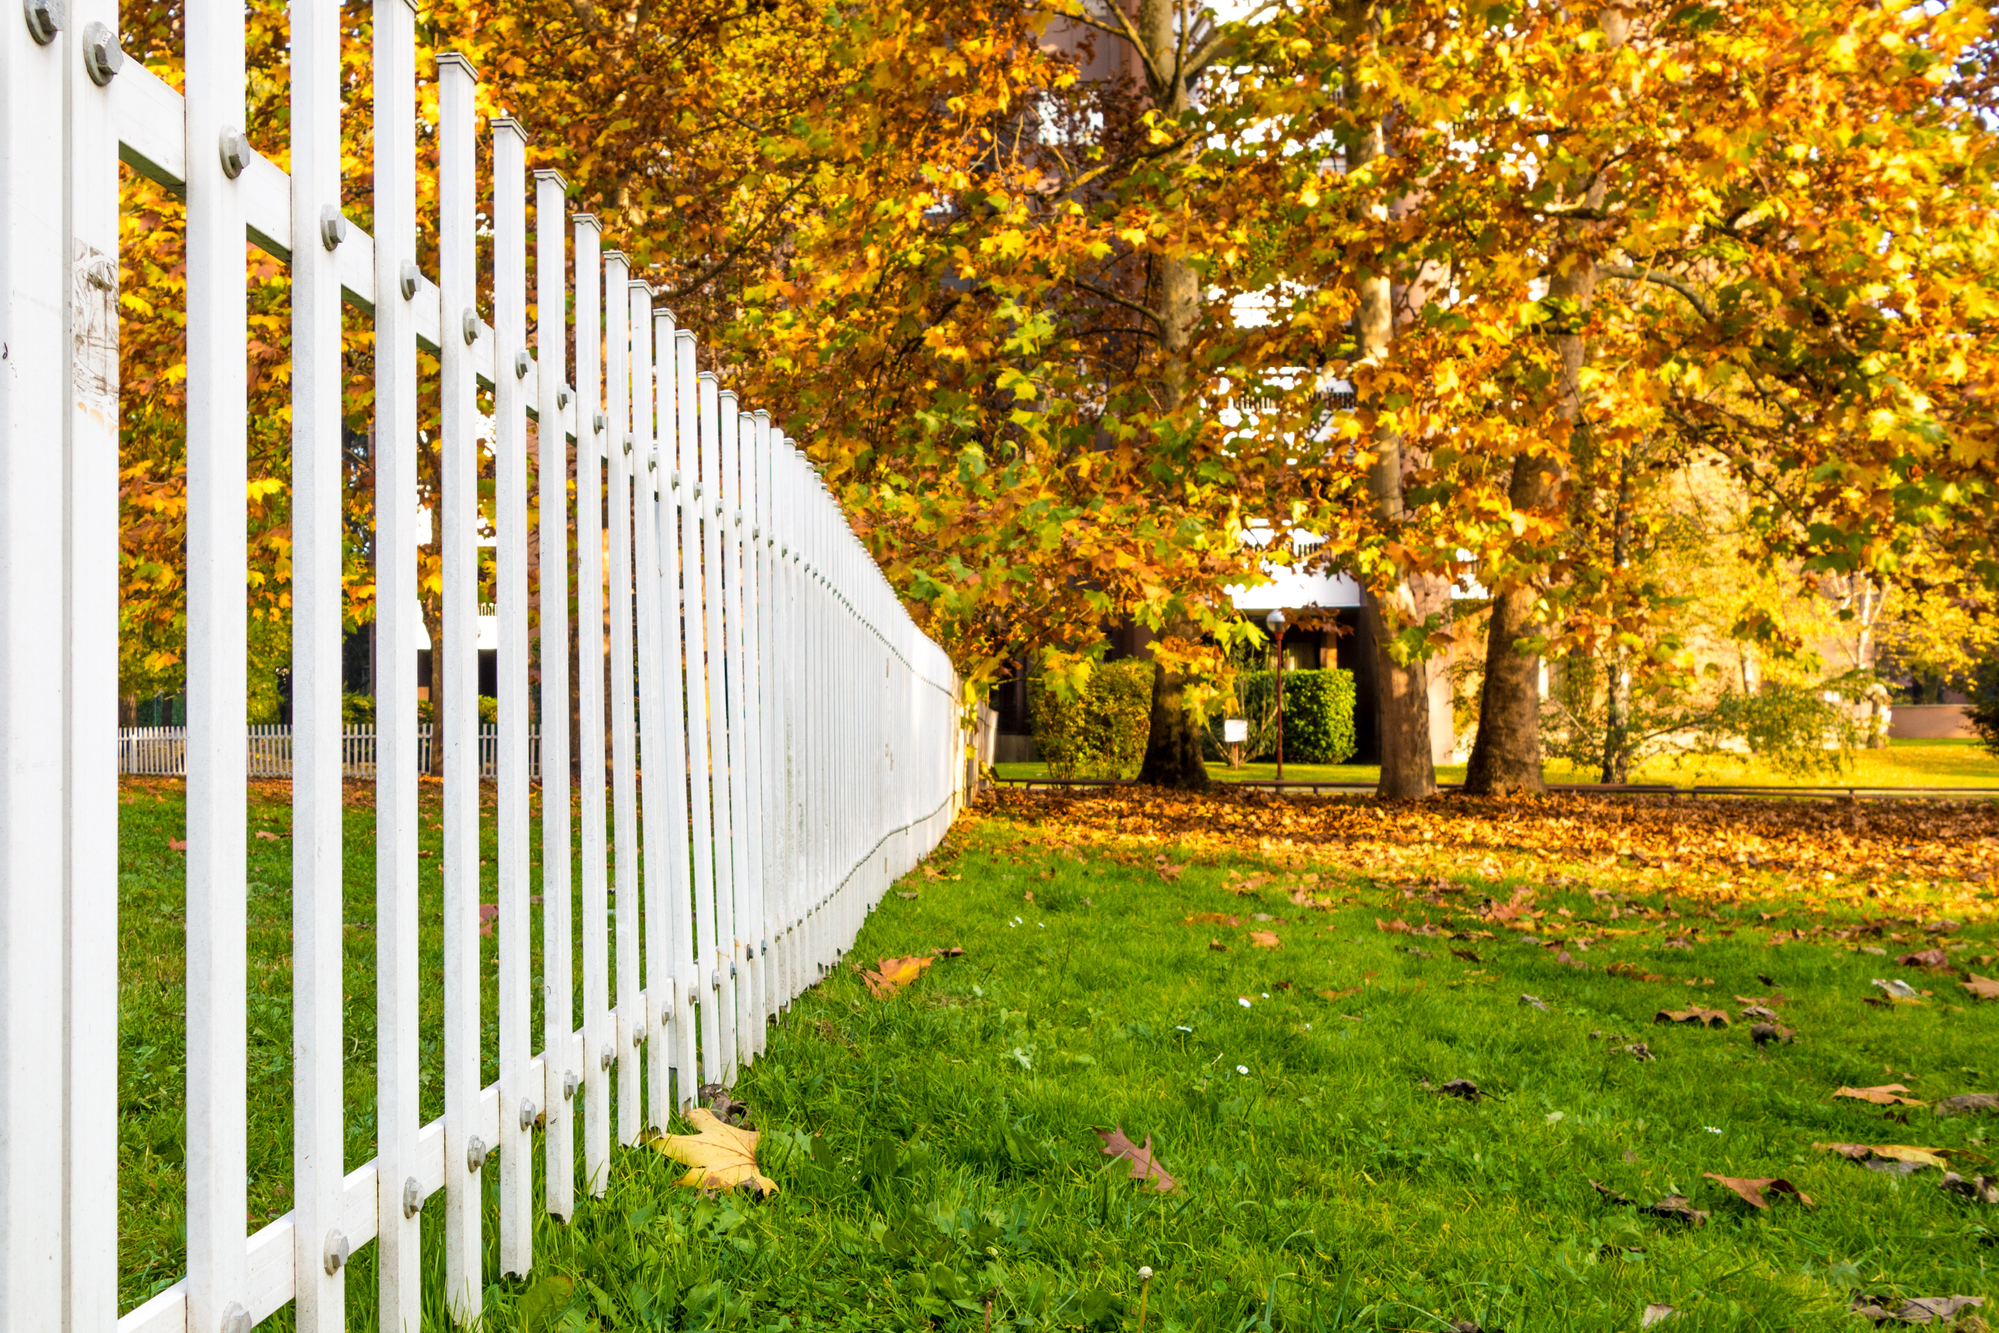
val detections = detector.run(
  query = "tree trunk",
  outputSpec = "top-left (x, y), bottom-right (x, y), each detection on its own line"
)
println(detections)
top-left (1128, 0), bottom-right (1215, 789)
top-left (1599, 448), bottom-right (1634, 784)
top-left (1136, 656), bottom-right (1211, 789)
top-left (422, 601), bottom-right (444, 776)
top-left (1464, 6), bottom-right (1625, 797)
top-left (1347, 62), bottom-right (1441, 800)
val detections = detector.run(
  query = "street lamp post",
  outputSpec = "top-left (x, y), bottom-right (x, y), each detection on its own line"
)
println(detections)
top-left (1266, 609), bottom-right (1288, 783)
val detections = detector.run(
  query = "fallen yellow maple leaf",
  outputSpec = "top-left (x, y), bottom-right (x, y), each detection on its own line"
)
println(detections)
top-left (1831, 1083), bottom-right (1927, 1107)
top-left (859, 954), bottom-right (935, 998)
top-left (651, 1107), bottom-right (777, 1196)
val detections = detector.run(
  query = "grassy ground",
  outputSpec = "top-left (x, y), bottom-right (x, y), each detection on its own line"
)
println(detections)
top-left (993, 740), bottom-right (1999, 790)
top-left (115, 778), bottom-right (1999, 1330)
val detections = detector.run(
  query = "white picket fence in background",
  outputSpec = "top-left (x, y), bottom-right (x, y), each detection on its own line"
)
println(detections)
top-left (119, 725), bottom-right (541, 780)
top-left (1, 4), bottom-right (968, 1330)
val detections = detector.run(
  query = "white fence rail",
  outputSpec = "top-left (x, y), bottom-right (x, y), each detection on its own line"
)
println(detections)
top-left (1, 8), bottom-right (966, 1330)
top-left (118, 725), bottom-right (541, 780)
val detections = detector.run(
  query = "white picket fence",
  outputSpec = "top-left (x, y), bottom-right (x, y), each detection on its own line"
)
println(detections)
top-left (118, 725), bottom-right (541, 780)
top-left (1, 7), bottom-right (967, 1330)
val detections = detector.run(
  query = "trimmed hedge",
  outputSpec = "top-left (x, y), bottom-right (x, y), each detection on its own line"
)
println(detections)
top-left (1238, 668), bottom-right (1357, 764)
top-left (1028, 661), bottom-right (1154, 779)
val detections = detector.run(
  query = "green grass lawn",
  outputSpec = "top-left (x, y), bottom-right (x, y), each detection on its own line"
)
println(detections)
top-left (994, 740), bottom-right (1999, 790)
top-left (114, 777), bottom-right (1999, 1330)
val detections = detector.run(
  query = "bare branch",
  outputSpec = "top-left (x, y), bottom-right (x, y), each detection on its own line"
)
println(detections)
top-left (658, 176), bottom-right (812, 299)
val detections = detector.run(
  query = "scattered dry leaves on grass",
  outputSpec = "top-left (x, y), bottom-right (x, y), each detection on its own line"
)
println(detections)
top-left (982, 788), bottom-right (1999, 922)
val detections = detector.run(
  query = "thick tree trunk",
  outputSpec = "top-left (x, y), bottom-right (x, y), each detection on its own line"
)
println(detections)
top-left (1349, 91), bottom-right (1441, 800)
top-left (1600, 449), bottom-right (1634, 784)
top-left (1465, 5), bottom-right (1623, 796)
top-left (1136, 658), bottom-right (1211, 789)
top-left (1462, 448), bottom-right (1560, 795)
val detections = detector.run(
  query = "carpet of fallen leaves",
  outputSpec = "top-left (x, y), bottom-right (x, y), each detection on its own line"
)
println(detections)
top-left (983, 787), bottom-right (1999, 923)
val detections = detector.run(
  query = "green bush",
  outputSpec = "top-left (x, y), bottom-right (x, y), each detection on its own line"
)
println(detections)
top-left (1966, 660), bottom-right (1999, 761)
top-left (1236, 669), bottom-right (1357, 765)
top-left (1028, 661), bottom-right (1155, 778)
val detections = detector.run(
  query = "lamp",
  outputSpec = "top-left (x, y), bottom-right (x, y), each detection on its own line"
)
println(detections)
top-left (1265, 609), bottom-right (1289, 783)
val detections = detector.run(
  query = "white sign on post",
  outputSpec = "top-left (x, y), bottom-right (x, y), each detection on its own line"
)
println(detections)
top-left (1223, 719), bottom-right (1249, 744)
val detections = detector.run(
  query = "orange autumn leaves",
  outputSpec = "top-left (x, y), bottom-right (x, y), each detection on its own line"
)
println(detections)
top-left (855, 947), bottom-right (964, 999)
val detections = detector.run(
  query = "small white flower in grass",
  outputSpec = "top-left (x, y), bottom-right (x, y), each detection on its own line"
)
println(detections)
top-left (1236, 1065), bottom-right (1249, 1075)
top-left (1238, 996), bottom-right (1253, 1008)
top-left (1138, 1266), bottom-right (1153, 1281)
top-left (1037, 922), bottom-right (1046, 928)
top-left (1546, 1111), bottom-right (1565, 1124)
top-left (1705, 1126), bottom-right (1723, 1134)
top-left (1261, 992), bottom-right (1270, 999)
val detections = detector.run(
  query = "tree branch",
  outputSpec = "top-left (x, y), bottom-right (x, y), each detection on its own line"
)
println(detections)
top-left (657, 175), bottom-right (812, 299)
top-left (1599, 265), bottom-right (1714, 322)
top-left (1068, 275), bottom-right (1164, 327)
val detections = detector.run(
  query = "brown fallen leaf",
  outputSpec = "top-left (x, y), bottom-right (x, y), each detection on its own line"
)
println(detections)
top-left (1451, 948), bottom-right (1482, 963)
top-left (1848, 1293), bottom-right (1984, 1325)
top-left (1895, 948), bottom-right (1950, 970)
top-left (1437, 1079), bottom-right (1483, 1102)
top-left (1938, 1171), bottom-right (1999, 1203)
top-left (1608, 962), bottom-right (1667, 983)
top-left (1735, 993), bottom-right (1790, 1007)
top-left (1520, 993), bottom-right (1549, 1011)
top-left (1248, 930), bottom-right (1282, 950)
top-left (1319, 985), bottom-right (1359, 1000)
top-left (1094, 1126), bottom-right (1178, 1192)
top-left (651, 1107), bottom-right (777, 1196)
top-left (1622, 1042), bottom-right (1656, 1062)
top-left (1703, 1173), bottom-right (1813, 1210)
top-left (1933, 1094), bottom-right (1999, 1118)
top-left (1376, 918), bottom-right (1412, 934)
top-left (1749, 1023), bottom-right (1797, 1047)
top-left (1591, 1180), bottom-right (1707, 1225)
top-left (1155, 859), bottom-right (1185, 882)
top-left (1961, 974), bottom-right (1999, 1002)
top-left (169, 838), bottom-right (188, 852)
top-left (896, 891), bottom-right (920, 899)
top-left (1654, 1007), bottom-right (1729, 1029)
top-left (1023, 890), bottom-right (1035, 904)
top-left (478, 903), bottom-right (499, 938)
top-left (1208, 938), bottom-right (1228, 952)
top-left (255, 829), bottom-right (284, 840)
top-left (1641, 1305), bottom-right (1676, 1328)
top-left (858, 955), bottom-right (935, 998)
top-left (1184, 912), bottom-right (1240, 926)
top-left (1833, 1084), bottom-right (1927, 1107)
top-left (1813, 1142), bottom-right (1952, 1172)
top-left (1739, 1005), bottom-right (1779, 1021)
top-left (1640, 1194), bottom-right (1708, 1225)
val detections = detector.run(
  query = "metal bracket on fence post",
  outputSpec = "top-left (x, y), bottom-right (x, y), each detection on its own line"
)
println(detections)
top-left (323, 1229), bottom-right (350, 1275)
top-left (402, 1176), bottom-right (424, 1218)
top-left (519, 1098), bottom-right (537, 1130)
top-left (466, 1136), bottom-right (488, 1173)
top-left (599, 1043), bottom-right (614, 1071)
top-left (563, 1070), bottom-right (579, 1100)
top-left (220, 1303), bottom-right (253, 1333)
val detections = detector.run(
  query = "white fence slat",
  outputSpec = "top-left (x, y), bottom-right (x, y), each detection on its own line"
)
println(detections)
top-left (436, 49), bottom-right (484, 1325)
top-left (742, 410), bottom-right (771, 1055)
top-left (290, 0), bottom-right (349, 1320)
top-left (703, 381), bottom-right (739, 1081)
top-left (606, 260), bottom-right (643, 1146)
top-left (674, 331), bottom-right (718, 1093)
top-left (371, 0), bottom-right (423, 1323)
top-left (67, 0), bottom-right (124, 1317)
top-left (633, 308), bottom-right (678, 1126)
top-left (1, 8), bottom-right (71, 1328)
top-left (719, 391), bottom-right (754, 1069)
top-left (655, 312), bottom-right (696, 1111)
top-left (573, 216), bottom-right (612, 1198)
top-left (180, 0), bottom-right (254, 1322)
top-left (535, 169), bottom-right (577, 1222)
top-left (491, 114), bottom-right (534, 1279)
